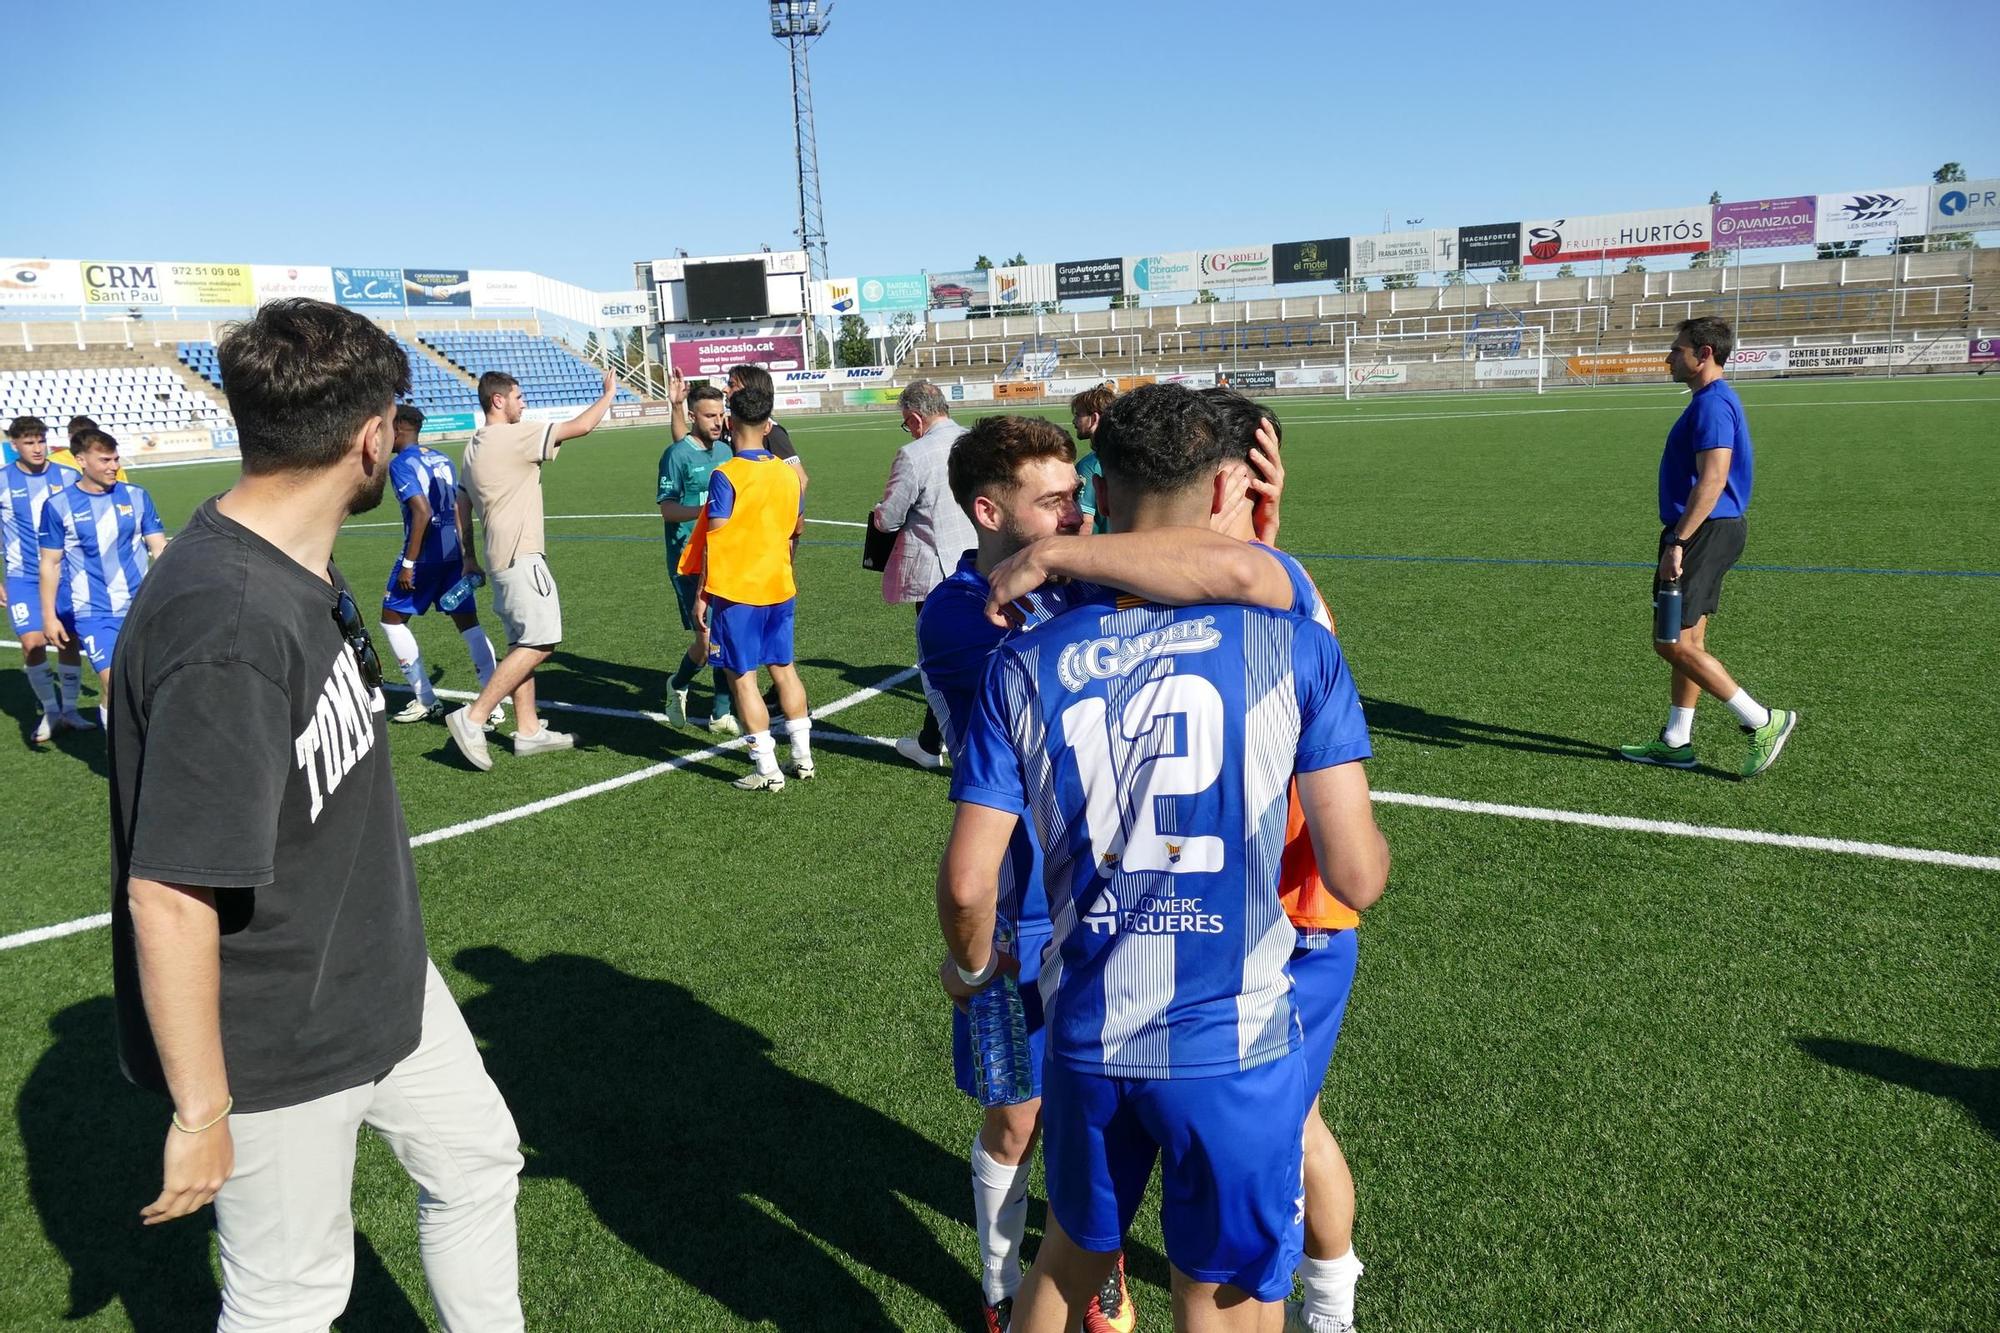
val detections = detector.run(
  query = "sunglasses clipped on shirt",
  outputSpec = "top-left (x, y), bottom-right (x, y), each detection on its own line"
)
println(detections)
top-left (332, 588), bottom-right (384, 693)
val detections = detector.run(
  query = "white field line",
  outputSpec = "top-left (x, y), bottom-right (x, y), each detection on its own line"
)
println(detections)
top-left (0, 666), bottom-right (917, 952)
top-left (384, 680), bottom-right (897, 746)
top-left (342, 514), bottom-right (866, 530)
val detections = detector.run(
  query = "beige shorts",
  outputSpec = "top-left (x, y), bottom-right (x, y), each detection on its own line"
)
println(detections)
top-left (490, 554), bottom-right (562, 647)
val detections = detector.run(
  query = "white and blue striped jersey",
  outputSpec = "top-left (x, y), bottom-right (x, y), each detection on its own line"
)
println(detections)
top-left (389, 445), bottom-right (462, 566)
top-left (2, 460), bottom-right (79, 578)
top-left (951, 595), bottom-right (1372, 1079)
top-left (38, 482), bottom-right (164, 618)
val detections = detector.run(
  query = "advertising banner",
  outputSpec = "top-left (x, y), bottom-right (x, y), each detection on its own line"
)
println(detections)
top-left (592, 292), bottom-right (652, 326)
top-left (1198, 246), bottom-right (1274, 288)
top-left (1522, 207), bottom-right (1711, 265)
top-left (1350, 229), bottom-right (1455, 277)
top-left (251, 264), bottom-right (334, 304)
top-left (1457, 222), bottom-right (1522, 269)
top-left (1713, 197), bottom-right (1816, 249)
top-left (0, 259), bottom-right (85, 306)
top-left (333, 266), bottom-right (404, 309)
top-left (402, 268), bottom-right (472, 309)
top-left (1043, 376), bottom-right (1107, 398)
top-left (1929, 178), bottom-right (2000, 233)
top-left (1055, 258), bottom-right (1124, 301)
top-left (1343, 363), bottom-right (1410, 387)
top-left (418, 410), bottom-right (479, 436)
top-left (668, 334), bottom-right (805, 378)
top-left (1723, 346), bottom-right (1790, 373)
top-left (1564, 352), bottom-right (1669, 378)
top-left (1785, 341), bottom-right (1968, 370)
top-left (610, 403), bottom-right (677, 422)
top-left (927, 269), bottom-right (990, 309)
top-left (1275, 367), bottom-right (1338, 388)
top-left (990, 263), bottom-right (1056, 308)
top-left (82, 261), bottom-right (256, 307)
top-left (775, 391), bottom-right (823, 412)
top-left (1814, 188), bottom-right (1927, 243)
top-left (131, 427), bottom-right (214, 458)
top-left (471, 270), bottom-right (534, 308)
top-left (1123, 251), bottom-right (1199, 294)
top-left (856, 273), bottom-right (927, 312)
top-left (817, 277), bottom-right (858, 316)
top-left (942, 382), bottom-right (997, 403)
top-left (993, 381), bottom-right (1048, 400)
top-left (1109, 375), bottom-right (1157, 393)
top-left (843, 387), bottom-right (905, 407)
top-left (778, 366), bottom-right (891, 385)
top-left (1272, 238), bottom-right (1349, 285)
top-left (1473, 358), bottom-right (1546, 381)
top-left (1214, 369), bottom-right (1278, 390)
top-left (1971, 337), bottom-right (2000, 364)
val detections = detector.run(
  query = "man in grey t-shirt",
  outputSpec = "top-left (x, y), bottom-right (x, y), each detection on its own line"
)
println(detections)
top-left (109, 299), bottom-right (523, 1331)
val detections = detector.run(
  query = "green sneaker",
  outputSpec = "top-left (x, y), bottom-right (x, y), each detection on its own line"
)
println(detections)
top-left (1619, 734), bottom-right (1697, 769)
top-left (1741, 708), bottom-right (1797, 778)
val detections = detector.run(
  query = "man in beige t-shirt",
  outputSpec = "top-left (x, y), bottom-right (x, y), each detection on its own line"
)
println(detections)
top-left (446, 367), bottom-right (617, 771)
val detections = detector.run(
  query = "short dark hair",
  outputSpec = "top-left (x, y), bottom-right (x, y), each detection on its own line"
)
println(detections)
top-left (1198, 387), bottom-right (1281, 461)
top-left (728, 385), bottom-right (773, 425)
top-left (948, 415), bottom-right (1076, 515)
top-left (687, 384), bottom-right (726, 410)
top-left (217, 298), bottom-right (410, 476)
top-left (6, 415), bottom-right (45, 438)
top-left (1092, 382), bottom-right (1224, 498)
top-left (1674, 316), bottom-right (1735, 366)
top-left (727, 363), bottom-right (774, 397)
top-left (393, 404), bottom-right (425, 430)
top-left (1069, 383), bottom-right (1116, 420)
top-left (66, 415), bottom-right (97, 437)
top-left (71, 428), bottom-right (118, 457)
top-left (477, 371), bottom-right (519, 412)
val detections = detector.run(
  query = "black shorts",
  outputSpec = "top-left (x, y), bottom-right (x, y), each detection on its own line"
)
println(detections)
top-left (1655, 517), bottom-right (1745, 627)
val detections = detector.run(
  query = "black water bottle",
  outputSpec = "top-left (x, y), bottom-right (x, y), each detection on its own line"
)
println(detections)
top-left (1653, 578), bottom-right (1683, 645)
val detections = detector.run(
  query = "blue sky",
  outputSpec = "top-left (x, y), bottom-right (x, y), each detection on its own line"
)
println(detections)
top-left (13, 0), bottom-right (1993, 290)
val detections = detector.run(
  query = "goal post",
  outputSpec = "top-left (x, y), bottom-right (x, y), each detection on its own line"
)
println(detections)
top-left (1341, 325), bottom-right (1547, 400)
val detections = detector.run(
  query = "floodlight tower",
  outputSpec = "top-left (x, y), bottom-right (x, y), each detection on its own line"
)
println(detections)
top-left (770, 1), bottom-right (832, 364)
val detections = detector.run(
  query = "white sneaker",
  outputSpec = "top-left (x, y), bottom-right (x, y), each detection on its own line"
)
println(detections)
top-left (733, 768), bottom-right (786, 791)
top-left (1284, 1299), bottom-right (1353, 1333)
top-left (31, 712), bottom-right (54, 745)
top-left (57, 709), bottom-right (95, 732)
top-left (789, 755), bottom-right (816, 780)
top-left (894, 734), bottom-right (944, 770)
top-left (664, 688), bottom-right (690, 727)
top-left (445, 707), bottom-right (493, 771)
top-left (512, 725), bottom-right (575, 756)
top-left (707, 713), bottom-right (742, 737)
top-left (392, 698), bottom-right (441, 724)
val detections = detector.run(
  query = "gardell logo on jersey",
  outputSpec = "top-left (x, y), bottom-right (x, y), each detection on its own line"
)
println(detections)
top-left (1057, 617), bottom-right (1223, 690)
top-left (293, 647), bottom-right (385, 823)
top-left (1526, 221), bottom-right (1566, 261)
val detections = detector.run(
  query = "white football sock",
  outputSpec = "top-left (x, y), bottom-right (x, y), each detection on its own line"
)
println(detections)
top-left (748, 730), bottom-right (778, 776)
top-left (1296, 1248), bottom-right (1363, 1330)
top-left (970, 1135), bottom-right (1033, 1304)
top-left (25, 661), bottom-right (58, 715)
top-left (461, 624), bottom-right (497, 687)
top-left (783, 715), bottom-right (812, 761)
top-left (58, 663), bottom-right (81, 710)
top-left (1663, 706), bottom-right (1696, 747)
top-left (381, 622), bottom-right (434, 706)
top-left (1725, 689), bottom-right (1769, 731)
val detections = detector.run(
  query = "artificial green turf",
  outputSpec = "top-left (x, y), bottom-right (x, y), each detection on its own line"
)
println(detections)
top-left (1, 377), bottom-right (1995, 1329)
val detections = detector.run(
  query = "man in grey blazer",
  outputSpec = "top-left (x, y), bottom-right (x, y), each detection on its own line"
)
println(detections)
top-left (872, 380), bottom-right (977, 768)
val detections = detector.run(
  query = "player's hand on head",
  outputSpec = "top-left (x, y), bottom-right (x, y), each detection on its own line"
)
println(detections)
top-left (1250, 419), bottom-right (1284, 545)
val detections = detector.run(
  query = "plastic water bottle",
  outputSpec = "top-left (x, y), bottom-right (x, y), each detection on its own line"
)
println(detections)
top-left (1653, 578), bottom-right (1682, 645)
top-left (438, 570), bottom-right (485, 614)
top-left (968, 927), bottom-right (1035, 1108)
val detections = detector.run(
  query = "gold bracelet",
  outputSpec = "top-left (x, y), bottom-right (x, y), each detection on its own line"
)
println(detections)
top-left (171, 1097), bottom-right (234, 1134)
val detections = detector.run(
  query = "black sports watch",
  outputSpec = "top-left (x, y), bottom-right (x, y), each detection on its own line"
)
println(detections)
top-left (1667, 534), bottom-right (1692, 548)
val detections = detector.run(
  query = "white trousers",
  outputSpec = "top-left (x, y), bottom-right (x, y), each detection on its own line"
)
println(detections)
top-left (213, 959), bottom-right (524, 1333)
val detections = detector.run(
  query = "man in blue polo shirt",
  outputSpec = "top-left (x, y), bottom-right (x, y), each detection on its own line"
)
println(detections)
top-left (1621, 316), bottom-right (1796, 778)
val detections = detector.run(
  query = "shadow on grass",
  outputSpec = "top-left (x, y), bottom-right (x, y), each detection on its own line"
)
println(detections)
top-left (1795, 1037), bottom-right (1999, 1142)
top-left (19, 998), bottom-right (423, 1331)
top-left (454, 946), bottom-right (983, 1328)
top-left (1361, 695), bottom-right (1621, 763)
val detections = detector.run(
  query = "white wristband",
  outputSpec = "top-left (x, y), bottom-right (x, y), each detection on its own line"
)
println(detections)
top-left (954, 954), bottom-right (998, 988)
top-left (400, 558), bottom-right (416, 569)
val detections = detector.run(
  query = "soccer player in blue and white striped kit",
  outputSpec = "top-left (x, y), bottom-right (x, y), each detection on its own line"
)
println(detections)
top-left (4, 415), bottom-right (87, 742)
top-left (37, 428), bottom-right (166, 723)
top-left (940, 384), bottom-right (1389, 1332)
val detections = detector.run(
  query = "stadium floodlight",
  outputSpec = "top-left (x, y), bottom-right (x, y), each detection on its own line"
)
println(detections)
top-left (769, 1), bottom-right (833, 365)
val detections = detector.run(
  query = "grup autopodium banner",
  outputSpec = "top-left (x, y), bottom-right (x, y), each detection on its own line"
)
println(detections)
top-left (1055, 258), bottom-right (1124, 301)
top-left (1522, 207), bottom-right (1711, 265)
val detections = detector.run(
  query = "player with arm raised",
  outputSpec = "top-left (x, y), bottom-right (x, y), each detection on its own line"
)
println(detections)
top-left (939, 384), bottom-right (1388, 1333)
top-left (379, 405), bottom-right (501, 725)
top-left (445, 367), bottom-right (616, 770)
top-left (3, 415), bottom-right (86, 742)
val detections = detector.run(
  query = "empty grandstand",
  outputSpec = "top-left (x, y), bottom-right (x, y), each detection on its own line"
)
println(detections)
top-left (419, 331), bottom-right (639, 407)
top-left (0, 360), bottom-right (226, 437)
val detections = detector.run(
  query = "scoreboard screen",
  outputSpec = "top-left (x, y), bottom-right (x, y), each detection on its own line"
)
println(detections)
top-left (683, 260), bottom-right (769, 321)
